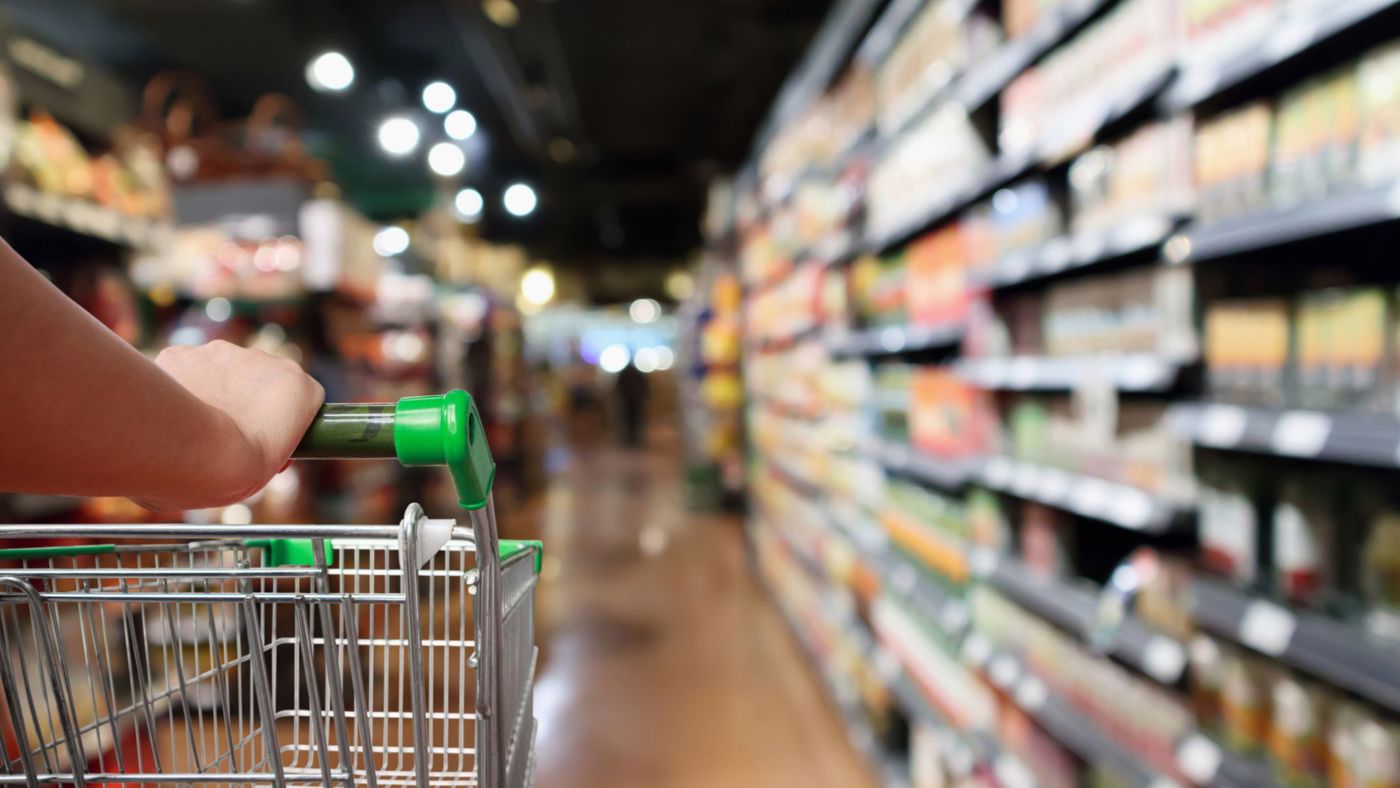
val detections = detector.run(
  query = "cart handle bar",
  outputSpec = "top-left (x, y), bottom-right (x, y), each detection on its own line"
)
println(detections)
top-left (292, 391), bottom-right (495, 511)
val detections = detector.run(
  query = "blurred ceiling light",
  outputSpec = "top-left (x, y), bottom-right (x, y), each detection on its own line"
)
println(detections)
top-left (376, 116), bottom-right (420, 156)
top-left (599, 344), bottom-right (630, 374)
top-left (549, 137), bottom-right (577, 163)
top-left (306, 51), bottom-right (354, 92)
top-left (520, 266), bottom-right (555, 306)
top-left (421, 81), bottom-right (456, 114)
top-left (664, 269), bottom-right (694, 301)
top-left (205, 297), bottom-right (233, 323)
top-left (445, 109), bottom-right (477, 140)
top-left (483, 0), bottom-right (520, 27)
top-left (634, 347), bottom-right (659, 373)
top-left (220, 504), bottom-right (254, 525)
top-left (428, 142), bottom-right (466, 176)
top-left (503, 183), bottom-right (537, 217)
top-left (629, 298), bottom-right (660, 324)
top-left (654, 346), bottom-right (675, 370)
top-left (455, 187), bottom-right (484, 220)
top-left (373, 225), bottom-right (410, 257)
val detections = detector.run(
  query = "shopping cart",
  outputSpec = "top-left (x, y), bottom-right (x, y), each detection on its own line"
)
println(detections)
top-left (0, 391), bottom-right (538, 787)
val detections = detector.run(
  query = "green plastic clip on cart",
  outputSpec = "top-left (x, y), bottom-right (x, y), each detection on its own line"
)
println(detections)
top-left (0, 391), bottom-right (540, 788)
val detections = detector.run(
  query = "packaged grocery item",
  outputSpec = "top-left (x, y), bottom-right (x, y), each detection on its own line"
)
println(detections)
top-left (1182, 0), bottom-right (1275, 65)
top-left (1295, 287), bottom-right (1388, 411)
top-left (1272, 68), bottom-right (1361, 208)
top-left (910, 723), bottom-right (947, 788)
top-left (1190, 635), bottom-right (1228, 737)
top-left (1204, 298), bottom-right (1291, 407)
top-left (968, 488), bottom-right (1009, 551)
top-left (1069, 119), bottom-right (1193, 233)
top-left (1194, 102), bottom-right (1274, 222)
top-left (906, 223), bottom-right (971, 327)
top-left (910, 367), bottom-right (991, 459)
top-left (1268, 674), bottom-right (1329, 787)
top-left (1198, 458), bottom-right (1262, 585)
top-left (1136, 553), bottom-right (1195, 641)
top-left (1272, 476), bottom-right (1337, 607)
top-left (1359, 41), bottom-right (1400, 184)
top-left (1362, 509), bottom-right (1400, 641)
top-left (1220, 648), bottom-right (1271, 754)
top-left (1331, 701), bottom-right (1400, 788)
top-left (1020, 502), bottom-right (1072, 578)
top-left (12, 111), bottom-right (93, 198)
top-left (867, 105), bottom-right (989, 239)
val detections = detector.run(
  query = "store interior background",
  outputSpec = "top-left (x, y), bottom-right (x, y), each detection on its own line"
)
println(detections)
top-left (6, 0), bottom-right (1400, 785)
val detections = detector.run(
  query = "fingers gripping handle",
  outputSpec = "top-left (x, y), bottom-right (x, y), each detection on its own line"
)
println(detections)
top-left (292, 391), bottom-right (496, 510)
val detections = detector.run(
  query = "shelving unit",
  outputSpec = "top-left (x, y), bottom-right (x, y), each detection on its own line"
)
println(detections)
top-left (732, 0), bottom-right (1400, 784)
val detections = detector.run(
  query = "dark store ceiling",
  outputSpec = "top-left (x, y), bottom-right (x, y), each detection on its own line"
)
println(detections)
top-left (0, 0), bottom-right (835, 267)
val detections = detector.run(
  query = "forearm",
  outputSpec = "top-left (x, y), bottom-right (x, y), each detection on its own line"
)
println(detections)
top-left (0, 241), bottom-right (258, 503)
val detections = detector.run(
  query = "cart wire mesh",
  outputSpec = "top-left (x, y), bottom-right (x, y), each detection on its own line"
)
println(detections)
top-left (0, 503), bottom-right (539, 787)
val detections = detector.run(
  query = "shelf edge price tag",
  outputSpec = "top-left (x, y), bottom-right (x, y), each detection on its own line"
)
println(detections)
top-left (1271, 410), bottom-right (1331, 458)
top-left (1239, 599), bottom-right (1297, 656)
top-left (1176, 733), bottom-right (1223, 784)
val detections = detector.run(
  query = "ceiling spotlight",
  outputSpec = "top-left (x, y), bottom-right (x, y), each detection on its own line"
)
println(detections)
top-left (520, 266), bottom-right (555, 306)
top-left (503, 183), bottom-right (537, 217)
top-left (445, 109), bottom-right (477, 140)
top-left (377, 116), bottom-right (420, 156)
top-left (654, 346), bottom-right (675, 371)
top-left (629, 298), bottom-right (660, 324)
top-left (373, 226), bottom-right (410, 257)
top-left (428, 142), bottom-right (466, 177)
top-left (422, 81), bottom-right (456, 114)
top-left (599, 344), bottom-right (630, 374)
top-left (483, 0), bottom-right (520, 27)
top-left (455, 188), bottom-right (484, 220)
top-left (634, 347), bottom-right (659, 373)
top-left (306, 51), bottom-right (354, 92)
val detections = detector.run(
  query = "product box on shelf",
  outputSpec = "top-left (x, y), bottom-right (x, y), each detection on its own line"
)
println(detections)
top-left (906, 223), bottom-right (974, 327)
top-left (867, 104), bottom-right (990, 240)
top-left (876, 0), bottom-right (999, 134)
top-left (1000, 0), bottom-right (1181, 159)
top-left (1068, 118), bottom-right (1194, 233)
top-left (1204, 297), bottom-right (1291, 406)
top-left (1359, 40), bottom-right (1400, 185)
top-left (1271, 66), bottom-right (1361, 209)
top-left (1181, 0), bottom-right (1275, 66)
top-left (1194, 102), bottom-right (1274, 223)
top-left (911, 367), bottom-right (994, 459)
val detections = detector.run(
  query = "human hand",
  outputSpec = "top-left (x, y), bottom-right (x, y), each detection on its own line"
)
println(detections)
top-left (143, 340), bottom-right (324, 510)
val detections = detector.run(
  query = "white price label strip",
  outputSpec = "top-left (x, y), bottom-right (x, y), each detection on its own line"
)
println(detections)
top-left (1143, 636), bottom-right (1188, 684)
top-left (1197, 404), bottom-right (1247, 447)
top-left (1176, 733), bottom-right (1224, 784)
top-left (989, 655), bottom-right (1020, 689)
top-left (1272, 411), bottom-right (1331, 458)
top-left (1240, 599), bottom-right (1297, 656)
top-left (1014, 675), bottom-right (1048, 711)
top-left (962, 634), bottom-right (993, 667)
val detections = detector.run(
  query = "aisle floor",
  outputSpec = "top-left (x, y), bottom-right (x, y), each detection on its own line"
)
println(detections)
top-left (511, 436), bottom-right (876, 788)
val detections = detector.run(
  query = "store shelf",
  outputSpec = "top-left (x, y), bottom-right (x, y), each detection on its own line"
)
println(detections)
top-left (979, 214), bottom-right (1178, 289)
top-left (865, 154), bottom-right (1036, 254)
top-left (957, 353), bottom-right (1190, 392)
top-left (992, 660), bottom-right (1165, 788)
top-left (952, 0), bottom-right (1112, 111)
top-left (883, 550), bottom-right (973, 642)
top-left (978, 455), bottom-right (1182, 533)
top-left (1190, 577), bottom-right (1400, 715)
top-left (1174, 731), bottom-right (1280, 788)
top-left (1019, 63), bottom-right (1177, 167)
top-left (866, 438), bottom-right (983, 491)
top-left (2, 183), bottom-right (168, 251)
top-left (827, 322), bottom-right (964, 357)
top-left (982, 554), bottom-right (1189, 685)
top-left (1170, 402), bottom-right (1400, 468)
top-left (1178, 180), bottom-right (1400, 263)
top-left (1163, 0), bottom-right (1400, 111)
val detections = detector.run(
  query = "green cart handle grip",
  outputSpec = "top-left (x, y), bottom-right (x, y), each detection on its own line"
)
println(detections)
top-left (293, 391), bottom-right (496, 510)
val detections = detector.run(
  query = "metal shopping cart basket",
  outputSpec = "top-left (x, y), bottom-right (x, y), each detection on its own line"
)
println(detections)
top-left (0, 391), bottom-right (539, 787)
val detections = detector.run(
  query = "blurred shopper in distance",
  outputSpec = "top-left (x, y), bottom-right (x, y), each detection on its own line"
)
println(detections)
top-left (0, 238), bottom-right (325, 510)
top-left (614, 360), bottom-right (650, 448)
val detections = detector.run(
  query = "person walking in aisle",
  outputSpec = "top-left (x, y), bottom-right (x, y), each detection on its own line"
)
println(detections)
top-left (0, 239), bottom-right (325, 509)
top-left (613, 360), bottom-right (649, 448)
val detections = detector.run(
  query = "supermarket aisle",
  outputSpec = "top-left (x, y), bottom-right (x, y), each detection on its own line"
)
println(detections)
top-left (518, 434), bottom-right (875, 788)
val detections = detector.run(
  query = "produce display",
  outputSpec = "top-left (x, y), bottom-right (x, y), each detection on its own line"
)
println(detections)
top-left (724, 0), bottom-right (1400, 784)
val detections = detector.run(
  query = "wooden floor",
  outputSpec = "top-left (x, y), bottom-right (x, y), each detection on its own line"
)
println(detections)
top-left (507, 435), bottom-right (875, 788)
